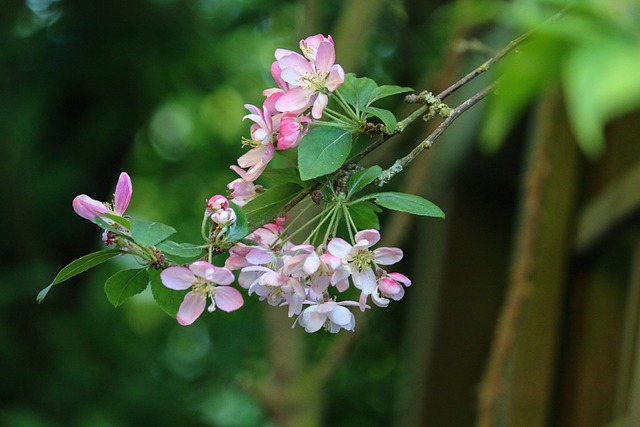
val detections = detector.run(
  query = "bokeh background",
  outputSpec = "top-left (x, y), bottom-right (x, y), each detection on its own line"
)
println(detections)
top-left (2, 0), bottom-right (640, 426)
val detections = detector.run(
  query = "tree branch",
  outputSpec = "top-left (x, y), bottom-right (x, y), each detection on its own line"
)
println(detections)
top-left (377, 82), bottom-right (496, 186)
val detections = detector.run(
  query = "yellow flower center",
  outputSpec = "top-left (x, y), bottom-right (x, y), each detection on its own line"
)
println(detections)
top-left (301, 72), bottom-right (329, 92)
top-left (353, 249), bottom-right (374, 272)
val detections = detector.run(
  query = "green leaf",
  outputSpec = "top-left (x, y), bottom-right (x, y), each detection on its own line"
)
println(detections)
top-left (104, 268), bottom-right (149, 307)
top-left (368, 84), bottom-right (413, 105)
top-left (225, 202), bottom-right (249, 241)
top-left (149, 267), bottom-right (185, 318)
top-left (362, 192), bottom-right (445, 218)
top-left (347, 165), bottom-right (382, 196)
top-left (37, 249), bottom-right (123, 302)
top-left (338, 74), bottom-right (412, 110)
top-left (480, 35), bottom-right (564, 153)
top-left (361, 106), bottom-right (398, 132)
top-left (242, 183), bottom-right (302, 225)
top-left (338, 73), bottom-right (377, 109)
top-left (563, 41), bottom-right (640, 158)
top-left (93, 216), bottom-right (120, 234)
top-left (260, 167), bottom-right (304, 187)
top-left (102, 213), bottom-right (131, 230)
top-left (298, 127), bottom-right (352, 180)
top-left (349, 201), bottom-right (380, 230)
top-left (156, 241), bottom-right (204, 258)
top-left (130, 220), bottom-right (177, 247)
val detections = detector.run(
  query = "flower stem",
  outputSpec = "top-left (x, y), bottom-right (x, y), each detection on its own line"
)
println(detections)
top-left (320, 205), bottom-right (341, 245)
top-left (322, 107), bottom-right (359, 129)
top-left (201, 212), bottom-right (210, 241)
top-left (276, 203), bottom-right (326, 247)
top-left (341, 203), bottom-right (356, 243)
top-left (333, 90), bottom-right (359, 121)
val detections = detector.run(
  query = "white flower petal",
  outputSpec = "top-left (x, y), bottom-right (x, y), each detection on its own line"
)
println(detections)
top-left (161, 267), bottom-right (195, 290)
top-left (214, 287), bottom-right (244, 312)
top-left (353, 268), bottom-right (377, 294)
top-left (327, 305), bottom-right (353, 326)
top-left (373, 247), bottom-right (403, 265)
top-left (189, 261), bottom-right (215, 279)
top-left (303, 252), bottom-right (321, 275)
top-left (176, 292), bottom-right (206, 326)
top-left (354, 229), bottom-right (380, 246)
top-left (301, 308), bottom-right (325, 333)
top-left (210, 266), bottom-right (235, 286)
top-left (327, 237), bottom-right (353, 259)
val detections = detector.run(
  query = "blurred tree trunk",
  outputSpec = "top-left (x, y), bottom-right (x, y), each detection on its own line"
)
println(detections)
top-left (555, 110), bottom-right (640, 427)
top-left (476, 90), bottom-right (581, 427)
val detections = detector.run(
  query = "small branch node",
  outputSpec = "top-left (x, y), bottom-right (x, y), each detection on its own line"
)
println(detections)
top-left (376, 161), bottom-right (404, 187)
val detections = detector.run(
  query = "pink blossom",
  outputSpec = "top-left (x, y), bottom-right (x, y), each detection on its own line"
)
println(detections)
top-left (274, 35), bottom-right (345, 119)
top-left (299, 34), bottom-right (334, 62)
top-left (241, 265), bottom-right (306, 316)
top-left (233, 102), bottom-right (281, 182)
top-left (73, 172), bottom-right (132, 223)
top-left (226, 243), bottom-right (274, 273)
top-left (161, 261), bottom-right (243, 326)
top-left (277, 113), bottom-right (312, 150)
top-left (262, 61), bottom-right (291, 101)
top-left (207, 195), bottom-right (229, 212)
top-left (379, 272), bottom-right (411, 300)
top-left (225, 219), bottom-right (291, 288)
top-left (365, 272), bottom-right (412, 308)
top-left (282, 244), bottom-right (343, 294)
top-left (227, 177), bottom-right (262, 207)
top-left (243, 103), bottom-right (280, 145)
top-left (250, 218), bottom-right (289, 248)
top-left (296, 298), bottom-right (358, 333)
top-left (327, 229), bottom-right (403, 296)
top-left (211, 207), bottom-right (236, 227)
top-left (231, 144), bottom-right (274, 183)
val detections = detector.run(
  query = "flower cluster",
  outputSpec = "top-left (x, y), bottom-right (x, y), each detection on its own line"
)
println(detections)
top-left (227, 34), bottom-right (345, 205)
top-left (61, 34), bottom-right (420, 334)
top-left (226, 224), bottom-right (410, 333)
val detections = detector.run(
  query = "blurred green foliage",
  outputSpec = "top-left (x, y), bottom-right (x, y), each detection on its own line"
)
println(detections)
top-left (0, 0), bottom-right (423, 426)
top-left (3, 0), bottom-right (639, 426)
top-left (482, 0), bottom-right (640, 157)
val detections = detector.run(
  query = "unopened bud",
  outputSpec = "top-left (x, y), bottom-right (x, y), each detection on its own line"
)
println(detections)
top-left (211, 208), bottom-right (236, 226)
top-left (207, 195), bottom-right (229, 213)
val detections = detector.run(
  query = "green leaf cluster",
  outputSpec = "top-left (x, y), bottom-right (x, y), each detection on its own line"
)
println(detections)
top-left (338, 73), bottom-right (412, 132)
top-left (291, 75), bottom-right (412, 182)
top-left (38, 215), bottom-right (189, 307)
top-left (338, 166), bottom-right (445, 232)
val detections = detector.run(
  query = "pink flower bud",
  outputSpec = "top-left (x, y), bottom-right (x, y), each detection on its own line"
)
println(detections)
top-left (277, 113), bottom-right (312, 150)
top-left (72, 195), bottom-right (109, 222)
top-left (207, 195), bottom-right (229, 212)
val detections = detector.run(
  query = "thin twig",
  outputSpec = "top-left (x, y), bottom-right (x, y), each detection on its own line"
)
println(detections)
top-left (346, 134), bottom-right (392, 165)
top-left (274, 9), bottom-right (570, 217)
top-left (437, 7), bottom-right (566, 101)
top-left (377, 82), bottom-right (496, 186)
